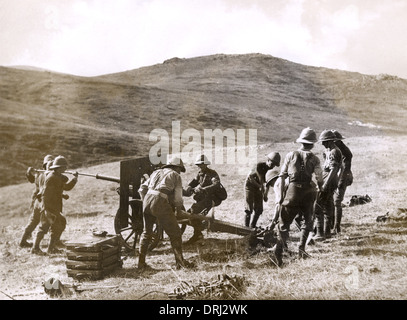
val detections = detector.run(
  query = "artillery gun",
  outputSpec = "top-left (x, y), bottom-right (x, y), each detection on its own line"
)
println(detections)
top-left (45, 156), bottom-right (276, 253)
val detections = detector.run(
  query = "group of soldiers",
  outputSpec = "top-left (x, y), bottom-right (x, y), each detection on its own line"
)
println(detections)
top-left (244, 127), bottom-right (353, 266)
top-left (137, 154), bottom-right (228, 270)
top-left (19, 126), bottom-right (352, 270)
top-left (134, 126), bottom-right (353, 269)
top-left (19, 155), bottom-right (78, 255)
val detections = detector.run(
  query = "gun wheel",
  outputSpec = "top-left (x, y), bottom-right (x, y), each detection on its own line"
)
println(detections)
top-left (114, 206), bottom-right (162, 254)
top-left (114, 208), bottom-right (140, 254)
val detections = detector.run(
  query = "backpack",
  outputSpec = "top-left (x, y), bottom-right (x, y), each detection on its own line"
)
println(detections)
top-left (216, 183), bottom-right (228, 201)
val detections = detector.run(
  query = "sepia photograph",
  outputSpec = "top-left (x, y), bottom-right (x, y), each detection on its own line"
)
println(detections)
top-left (1, 0), bottom-right (407, 306)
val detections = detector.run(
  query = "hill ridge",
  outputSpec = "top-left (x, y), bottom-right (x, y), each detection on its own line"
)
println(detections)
top-left (1, 53), bottom-right (406, 187)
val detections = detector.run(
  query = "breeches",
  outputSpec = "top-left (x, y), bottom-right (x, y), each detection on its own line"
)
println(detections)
top-left (190, 197), bottom-right (216, 215)
top-left (189, 196), bottom-right (217, 230)
top-left (139, 194), bottom-right (182, 254)
top-left (279, 202), bottom-right (314, 233)
top-left (37, 210), bottom-right (66, 238)
top-left (24, 200), bottom-right (42, 234)
top-left (315, 189), bottom-right (335, 224)
top-left (245, 188), bottom-right (263, 215)
top-left (333, 184), bottom-right (348, 206)
top-left (278, 183), bottom-right (316, 233)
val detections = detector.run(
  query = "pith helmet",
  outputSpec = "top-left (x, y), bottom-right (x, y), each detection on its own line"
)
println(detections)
top-left (266, 152), bottom-right (281, 166)
top-left (331, 130), bottom-right (345, 140)
top-left (50, 155), bottom-right (68, 169)
top-left (195, 154), bottom-right (211, 165)
top-left (319, 129), bottom-right (337, 142)
top-left (43, 154), bottom-right (54, 165)
top-left (163, 156), bottom-right (186, 172)
top-left (296, 127), bottom-right (317, 144)
top-left (265, 170), bottom-right (279, 187)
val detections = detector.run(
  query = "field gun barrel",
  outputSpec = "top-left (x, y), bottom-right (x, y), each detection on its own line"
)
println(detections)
top-left (35, 169), bottom-right (120, 183)
top-left (66, 171), bottom-right (120, 183)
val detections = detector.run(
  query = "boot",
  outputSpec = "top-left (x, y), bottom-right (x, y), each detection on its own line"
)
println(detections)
top-left (333, 207), bottom-right (342, 234)
top-left (270, 226), bottom-right (288, 267)
top-left (183, 230), bottom-right (204, 245)
top-left (245, 212), bottom-right (251, 227)
top-left (31, 233), bottom-right (46, 255)
top-left (313, 226), bottom-right (325, 241)
top-left (298, 230), bottom-right (310, 259)
top-left (172, 241), bottom-right (195, 269)
top-left (19, 230), bottom-right (33, 248)
top-left (137, 252), bottom-right (149, 270)
top-left (250, 214), bottom-right (260, 228)
top-left (47, 236), bottom-right (63, 254)
top-left (269, 240), bottom-right (283, 267)
top-left (324, 219), bottom-right (332, 239)
top-left (55, 239), bottom-right (66, 248)
top-left (137, 235), bottom-right (151, 270)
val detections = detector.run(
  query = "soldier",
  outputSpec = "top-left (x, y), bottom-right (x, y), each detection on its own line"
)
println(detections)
top-left (138, 157), bottom-right (194, 270)
top-left (244, 152), bottom-right (281, 228)
top-left (264, 170), bottom-right (287, 231)
top-left (313, 130), bottom-right (343, 241)
top-left (31, 156), bottom-right (78, 255)
top-left (182, 154), bottom-right (226, 244)
top-left (270, 128), bottom-right (324, 266)
top-left (332, 130), bottom-right (353, 233)
top-left (19, 155), bottom-right (54, 248)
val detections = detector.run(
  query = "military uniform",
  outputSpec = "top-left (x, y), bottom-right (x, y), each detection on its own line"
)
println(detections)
top-left (187, 167), bottom-right (221, 214)
top-left (277, 148), bottom-right (323, 262)
top-left (183, 155), bottom-right (224, 244)
top-left (31, 156), bottom-right (77, 255)
top-left (332, 130), bottom-right (353, 233)
top-left (138, 158), bottom-right (193, 269)
top-left (314, 130), bottom-right (342, 240)
top-left (264, 170), bottom-right (287, 229)
top-left (272, 128), bottom-right (323, 266)
top-left (244, 162), bottom-right (270, 228)
top-left (244, 152), bottom-right (281, 228)
top-left (20, 155), bottom-right (54, 248)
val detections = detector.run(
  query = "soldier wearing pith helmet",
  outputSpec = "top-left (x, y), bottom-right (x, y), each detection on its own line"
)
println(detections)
top-left (138, 156), bottom-right (194, 270)
top-left (270, 127), bottom-right (323, 266)
top-left (31, 155), bottom-right (78, 255)
top-left (313, 130), bottom-right (342, 241)
top-left (20, 155), bottom-right (55, 248)
top-left (331, 130), bottom-right (353, 234)
top-left (183, 154), bottom-right (224, 244)
top-left (244, 151), bottom-right (280, 228)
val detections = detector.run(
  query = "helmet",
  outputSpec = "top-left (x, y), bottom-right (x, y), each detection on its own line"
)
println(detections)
top-left (163, 156), bottom-right (186, 172)
top-left (49, 155), bottom-right (68, 169)
top-left (266, 152), bottom-right (281, 166)
top-left (194, 154), bottom-right (211, 165)
top-left (296, 127), bottom-right (317, 144)
top-left (43, 155), bottom-right (54, 165)
top-left (319, 129), bottom-right (337, 142)
top-left (331, 130), bottom-right (345, 140)
top-left (265, 170), bottom-right (279, 187)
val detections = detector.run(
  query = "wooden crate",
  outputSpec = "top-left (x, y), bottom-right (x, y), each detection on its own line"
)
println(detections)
top-left (65, 235), bottom-right (122, 280)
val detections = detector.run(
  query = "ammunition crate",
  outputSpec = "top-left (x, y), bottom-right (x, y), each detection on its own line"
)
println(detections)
top-left (65, 235), bottom-right (122, 280)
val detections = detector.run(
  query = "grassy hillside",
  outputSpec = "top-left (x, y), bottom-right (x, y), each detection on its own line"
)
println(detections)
top-left (1, 53), bottom-right (407, 187)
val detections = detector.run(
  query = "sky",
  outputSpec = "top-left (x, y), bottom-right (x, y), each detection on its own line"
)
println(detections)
top-left (1, 0), bottom-right (406, 78)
